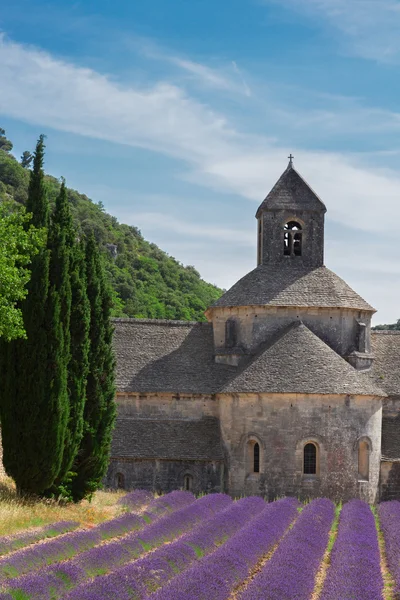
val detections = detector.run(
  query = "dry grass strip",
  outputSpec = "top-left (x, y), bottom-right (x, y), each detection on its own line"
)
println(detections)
top-left (310, 502), bottom-right (342, 600)
top-left (372, 506), bottom-right (396, 600)
top-left (0, 476), bottom-right (126, 536)
top-left (229, 505), bottom-right (302, 600)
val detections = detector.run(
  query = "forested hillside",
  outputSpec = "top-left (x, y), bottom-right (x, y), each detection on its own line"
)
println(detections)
top-left (0, 130), bottom-right (222, 320)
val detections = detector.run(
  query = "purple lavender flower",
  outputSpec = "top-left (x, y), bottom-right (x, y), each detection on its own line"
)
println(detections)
top-left (377, 501), bottom-right (400, 598)
top-left (0, 491), bottom-right (194, 583)
top-left (0, 522), bottom-right (79, 557)
top-left (238, 498), bottom-right (334, 600)
top-left (117, 490), bottom-right (153, 510)
top-left (5, 494), bottom-right (232, 599)
top-left (64, 495), bottom-right (263, 600)
top-left (320, 499), bottom-right (383, 600)
top-left (150, 496), bottom-right (300, 600)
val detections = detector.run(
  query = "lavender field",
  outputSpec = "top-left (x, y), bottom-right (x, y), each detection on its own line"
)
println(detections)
top-left (0, 490), bottom-right (397, 600)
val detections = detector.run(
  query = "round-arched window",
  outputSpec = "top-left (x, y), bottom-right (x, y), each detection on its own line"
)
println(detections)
top-left (284, 221), bottom-right (302, 257)
top-left (303, 443), bottom-right (317, 475)
top-left (183, 474), bottom-right (193, 491)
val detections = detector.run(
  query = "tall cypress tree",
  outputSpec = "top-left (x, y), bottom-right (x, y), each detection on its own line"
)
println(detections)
top-left (0, 136), bottom-right (68, 494)
top-left (71, 234), bottom-right (116, 501)
top-left (54, 182), bottom-right (90, 486)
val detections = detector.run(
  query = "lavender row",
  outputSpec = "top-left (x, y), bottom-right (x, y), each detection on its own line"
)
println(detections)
top-left (238, 497), bottom-right (334, 600)
top-left (3, 494), bottom-right (233, 599)
top-left (320, 500), bottom-right (383, 600)
top-left (378, 501), bottom-right (400, 599)
top-left (0, 522), bottom-right (79, 558)
top-left (150, 497), bottom-right (299, 600)
top-left (65, 496), bottom-right (265, 600)
top-left (117, 490), bottom-right (153, 511)
top-left (0, 491), bottom-right (194, 582)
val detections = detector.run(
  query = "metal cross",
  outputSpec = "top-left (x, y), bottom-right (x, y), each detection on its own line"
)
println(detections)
top-left (288, 153), bottom-right (294, 166)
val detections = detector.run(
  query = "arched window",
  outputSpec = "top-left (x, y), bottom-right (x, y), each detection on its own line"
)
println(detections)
top-left (225, 318), bottom-right (237, 348)
top-left (303, 443), bottom-right (317, 475)
top-left (358, 440), bottom-right (370, 481)
top-left (284, 221), bottom-right (302, 257)
top-left (116, 472), bottom-right (125, 489)
top-left (253, 443), bottom-right (260, 473)
top-left (183, 474), bottom-right (193, 491)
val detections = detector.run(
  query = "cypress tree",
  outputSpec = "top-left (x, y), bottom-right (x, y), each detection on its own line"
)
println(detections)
top-left (71, 234), bottom-right (116, 501)
top-left (54, 182), bottom-right (90, 486)
top-left (0, 136), bottom-right (69, 494)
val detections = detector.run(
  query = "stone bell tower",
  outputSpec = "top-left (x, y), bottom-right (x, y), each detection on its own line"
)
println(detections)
top-left (256, 155), bottom-right (326, 269)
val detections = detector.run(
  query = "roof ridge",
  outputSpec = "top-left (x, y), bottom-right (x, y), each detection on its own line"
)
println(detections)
top-left (372, 330), bottom-right (400, 335)
top-left (112, 318), bottom-right (204, 327)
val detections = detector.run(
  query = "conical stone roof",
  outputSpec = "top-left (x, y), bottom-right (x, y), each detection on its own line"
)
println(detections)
top-left (211, 264), bottom-right (375, 312)
top-left (221, 322), bottom-right (384, 396)
top-left (256, 163), bottom-right (326, 217)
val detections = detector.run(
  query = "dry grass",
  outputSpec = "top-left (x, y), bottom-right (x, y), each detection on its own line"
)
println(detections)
top-left (0, 475), bottom-right (126, 536)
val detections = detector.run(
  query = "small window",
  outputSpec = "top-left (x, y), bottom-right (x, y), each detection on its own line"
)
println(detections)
top-left (303, 443), bottom-right (317, 475)
top-left (225, 318), bottom-right (237, 348)
top-left (283, 221), bottom-right (302, 257)
top-left (183, 474), bottom-right (193, 491)
top-left (358, 440), bottom-right (370, 481)
top-left (257, 218), bottom-right (263, 265)
top-left (253, 443), bottom-right (260, 473)
top-left (116, 472), bottom-right (125, 489)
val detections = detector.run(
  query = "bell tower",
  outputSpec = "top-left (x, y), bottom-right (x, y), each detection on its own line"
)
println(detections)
top-left (256, 156), bottom-right (327, 270)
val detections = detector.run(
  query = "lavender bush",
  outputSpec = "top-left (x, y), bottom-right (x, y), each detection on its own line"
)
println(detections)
top-left (238, 497), bottom-right (335, 600)
top-left (320, 499), bottom-right (383, 600)
top-left (64, 495), bottom-right (264, 600)
top-left (149, 496), bottom-right (300, 600)
top-left (0, 522), bottom-right (79, 557)
top-left (377, 501), bottom-right (400, 598)
top-left (117, 490), bottom-right (153, 511)
top-left (3, 494), bottom-right (232, 599)
top-left (0, 491), bottom-right (194, 582)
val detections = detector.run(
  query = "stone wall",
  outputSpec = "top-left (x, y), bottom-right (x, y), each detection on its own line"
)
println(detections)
top-left (218, 392), bottom-right (382, 502)
top-left (380, 461), bottom-right (400, 500)
top-left (106, 458), bottom-right (224, 495)
top-left (380, 395), bottom-right (400, 500)
top-left (210, 305), bottom-right (372, 360)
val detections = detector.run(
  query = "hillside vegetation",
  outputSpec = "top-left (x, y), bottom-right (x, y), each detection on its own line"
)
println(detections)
top-left (0, 132), bottom-right (222, 321)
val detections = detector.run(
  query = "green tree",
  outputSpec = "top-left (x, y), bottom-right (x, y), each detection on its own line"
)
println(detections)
top-left (20, 151), bottom-right (33, 169)
top-left (71, 234), bottom-right (116, 501)
top-left (0, 136), bottom-right (68, 495)
top-left (54, 182), bottom-right (90, 490)
top-left (0, 128), bottom-right (13, 153)
top-left (0, 201), bottom-right (44, 341)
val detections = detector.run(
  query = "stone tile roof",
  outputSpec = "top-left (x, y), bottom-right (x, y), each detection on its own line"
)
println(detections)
top-left (110, 417), bottom-right (224, 460)
top-left (370, 331), bottom-right (400, 395)
top-left (221, 322), bottom-right (384, 396)
top-left (256, 164), bottom-right (326, 217)
top-left (211, 264), bottom-right (375, 312)
top-left (113, 319), bottom-right (383, 397)
top-left (113, 319), bottom-right (236, 394)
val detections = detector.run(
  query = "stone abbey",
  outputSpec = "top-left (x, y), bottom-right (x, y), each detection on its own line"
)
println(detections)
top-left (107, 161), bottom-right (400, 502)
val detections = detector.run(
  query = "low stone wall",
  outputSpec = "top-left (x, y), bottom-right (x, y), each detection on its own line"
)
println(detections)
top-left (106, 458), bottom-right (225, 495)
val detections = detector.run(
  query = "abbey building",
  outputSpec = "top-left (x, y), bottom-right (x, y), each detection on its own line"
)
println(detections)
top-left (107, 161), bottom-right (400, 502)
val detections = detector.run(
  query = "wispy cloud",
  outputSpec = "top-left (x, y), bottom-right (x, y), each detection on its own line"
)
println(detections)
top-left (1, 33), bottom-right (400, 239)
top-left (267, 0), bottom-right (400, 63)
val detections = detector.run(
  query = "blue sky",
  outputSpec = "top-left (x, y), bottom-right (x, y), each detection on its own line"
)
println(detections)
top-left (1, 0), bottom-right (400, 323)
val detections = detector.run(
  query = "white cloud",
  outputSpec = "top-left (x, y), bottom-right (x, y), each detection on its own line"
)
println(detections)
top-left (267, 0), bottom-right (400, 63)
top-left (2, 34), bottom-right (400, 320)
